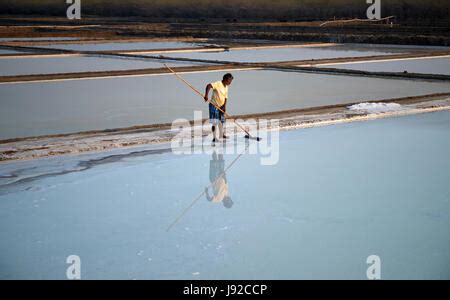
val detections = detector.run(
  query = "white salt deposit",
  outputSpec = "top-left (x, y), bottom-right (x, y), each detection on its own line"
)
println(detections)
top-left (348, 102), bottom-right (403, 113)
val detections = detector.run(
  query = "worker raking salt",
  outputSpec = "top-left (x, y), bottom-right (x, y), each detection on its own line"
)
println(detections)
top-left (204, 73), bottom-right (233, 143)
top-left (163, 64), bottom-right (261, 141)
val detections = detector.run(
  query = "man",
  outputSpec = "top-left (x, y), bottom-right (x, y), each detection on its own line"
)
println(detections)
top-left (204, 73), bottom-right (234, 143)
top-left (205, 151), bottom-right (234, 209)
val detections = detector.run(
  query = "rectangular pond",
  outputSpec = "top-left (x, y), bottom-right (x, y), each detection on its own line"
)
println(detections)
top-left (318, 56), bottom-right (450, 75)
top-left (1, 69), bottom-right (449, 139)
top-left (0, 55), bottom-right (206, 76)
top-left (153, 44), bottom-right (403, 63)
top-left (0, 109), bottom-right (449, 279)
top-left (0, 49), bottom-right (24, 55)
top-left (36, 41), bottom-right (208, 52)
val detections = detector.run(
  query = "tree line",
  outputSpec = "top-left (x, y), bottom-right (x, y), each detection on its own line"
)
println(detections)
top-left (1, 0), bottom-right (448, 23)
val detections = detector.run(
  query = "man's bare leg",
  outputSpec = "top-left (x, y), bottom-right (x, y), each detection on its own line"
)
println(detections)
top-left (219, 122), bottom-right (228, 139)
top-left (212, 125), bottom-right (218, 142)
top-left (218, 123), bottom-right (224, 139)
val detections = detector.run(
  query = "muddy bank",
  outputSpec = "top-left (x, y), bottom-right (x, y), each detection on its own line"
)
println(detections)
top-left (266, 65), bottom-right (450, 81)
top-left (0, 64), bottom-right (254, 84)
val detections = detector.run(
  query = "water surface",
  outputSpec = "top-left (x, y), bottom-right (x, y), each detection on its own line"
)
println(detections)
top-left (156, 45), bottom-right (401, 63)
top-left (0, 49), bottom-right (23, 55)
top-left (318, 57), bottom-right (450, 75)
top-left (37, 41), bottom-right (206, 52)
top-left (1, 69), bottom-right (449, 139)
top-left (0, 110), bottom-right (449, 279)
top-left (0, 55), bottom-right (205, 76)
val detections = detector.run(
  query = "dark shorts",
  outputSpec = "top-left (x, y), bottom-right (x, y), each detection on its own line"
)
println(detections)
top-left (210, 158), bottom-right (225, 182)
top-left (209, 103), bottom-right (225, 125)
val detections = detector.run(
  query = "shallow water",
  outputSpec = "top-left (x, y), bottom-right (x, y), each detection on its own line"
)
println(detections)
top-left (319, 57), bottom-right (450, 75)
top-left (36, 41), bottom-right (205, 52)
top-left (0, 49), bottom-right (23, 55)
top-left (350, 43), bottom-right (450, 52)
top-left (0, 55), bottom-right (204, 76)
top-left (1, 69), bottom-right (449, 139)
top-left (156, 45), bottom-right (400, 63)
top-left (0, 110), bottom-right (449, 279)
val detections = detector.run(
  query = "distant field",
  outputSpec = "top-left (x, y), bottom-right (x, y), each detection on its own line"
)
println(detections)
top-left (1, 0), bottom-right (449, 23)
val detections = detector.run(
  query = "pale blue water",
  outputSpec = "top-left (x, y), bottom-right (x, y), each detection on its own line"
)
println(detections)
top-left (37, 41), bottom-right (205, 52)
top-left (0, 49), bottom-right (23, 55)
top-left (0, 55), bottom-right (204, 76)
top-left (357, 44), bottom-right (450, 52)
top-left (0, 110), bottom-right (449, 279)
top-left (155, 46), bottom-right (398, 63)
top-left (321, 57), bottom-right (450, 75)
top-left (1, 69), bottom-right (450, 139)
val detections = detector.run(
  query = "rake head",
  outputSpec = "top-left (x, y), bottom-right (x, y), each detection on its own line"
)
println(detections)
top-left (245, 135), bottom-right (262, 141)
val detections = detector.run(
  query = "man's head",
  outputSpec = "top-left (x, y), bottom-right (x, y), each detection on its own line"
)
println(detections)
top-left (222, 197), bottom-right (234, 209)
top-left (222, 73), bottom-right (234, 86)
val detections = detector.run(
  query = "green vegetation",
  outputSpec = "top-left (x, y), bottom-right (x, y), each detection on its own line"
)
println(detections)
top-left (0, 0), bottom-right (449, 22)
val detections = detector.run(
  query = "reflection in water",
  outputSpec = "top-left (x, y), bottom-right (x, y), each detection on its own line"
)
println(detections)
top-left (205, 152), bottom-right (233, 209)
top-left (166, 142), bottom-right (248, 231)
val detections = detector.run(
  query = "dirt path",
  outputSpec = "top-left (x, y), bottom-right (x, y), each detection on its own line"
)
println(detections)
top-left (1, 93), bottom-right (450, 162)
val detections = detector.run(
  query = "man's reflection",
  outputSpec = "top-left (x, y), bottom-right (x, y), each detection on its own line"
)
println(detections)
top-left (205, 151), bottom-right (234, 209)
top-left (167, 145), bottom-right (248, 231)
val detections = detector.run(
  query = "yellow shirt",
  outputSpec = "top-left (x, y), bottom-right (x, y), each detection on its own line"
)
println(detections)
top-left (211, 81), bottom-right (228, 107)
top-left (212, 177), bottom-right (228, 203)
